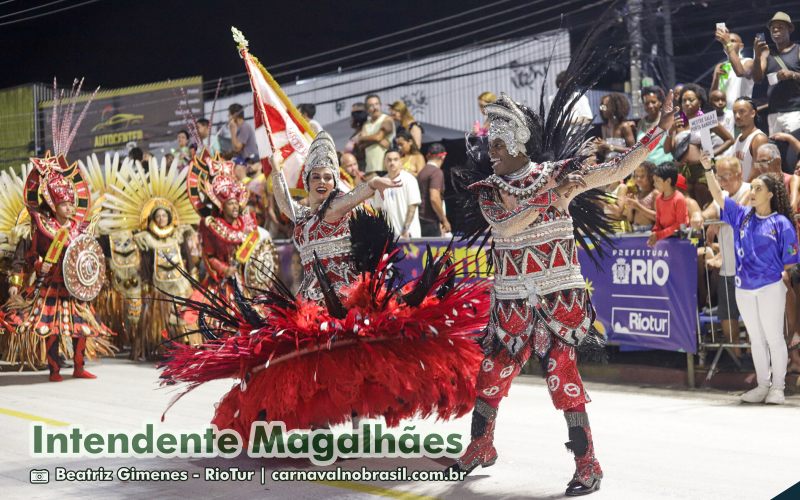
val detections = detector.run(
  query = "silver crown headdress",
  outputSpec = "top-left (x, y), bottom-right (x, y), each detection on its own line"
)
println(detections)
top-left (484, 93), bottom-right (531, 157)
top-left (302, 131), bottom-right (340, 191)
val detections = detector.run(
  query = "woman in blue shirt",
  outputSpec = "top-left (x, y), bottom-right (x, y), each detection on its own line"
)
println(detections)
top-left (703, 154), bottom-right (798, 405)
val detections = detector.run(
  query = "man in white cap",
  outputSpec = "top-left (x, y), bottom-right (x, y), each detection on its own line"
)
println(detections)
top-left (753, 12), bottom-right (800, 134)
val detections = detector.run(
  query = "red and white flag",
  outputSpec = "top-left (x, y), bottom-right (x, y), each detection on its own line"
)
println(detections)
top-left (233, 27), bottom-right (315, 192)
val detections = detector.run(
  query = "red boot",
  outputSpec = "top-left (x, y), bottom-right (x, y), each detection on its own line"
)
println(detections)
top-left (564, 411), bottom-right (602, 496)
top-left (45, 336), bottom-right (62, 382)
top-left (72, 337), bottom-right (97, 379)
top-left (447, 399), bottom-right (498, 475)
top-left (73, 369), bottom-right (97, 379)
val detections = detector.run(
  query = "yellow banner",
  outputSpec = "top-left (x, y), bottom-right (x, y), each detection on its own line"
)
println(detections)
top-left (235, 230), bottom-right (260, 264)
top-left (45, 227), bottom-right (70, 264)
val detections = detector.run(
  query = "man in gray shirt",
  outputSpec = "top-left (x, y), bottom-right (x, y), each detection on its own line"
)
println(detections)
top-left (228, 103), bottom-right (259, 160)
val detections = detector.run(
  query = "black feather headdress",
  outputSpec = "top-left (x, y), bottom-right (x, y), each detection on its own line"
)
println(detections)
top-left (452, 7), bottom-right (626, 263)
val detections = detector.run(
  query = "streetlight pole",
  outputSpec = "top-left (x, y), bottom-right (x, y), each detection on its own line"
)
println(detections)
top-left (662, 0), bottom-right (676, 89)
top-left (627, 0), bottom-right (643, 118)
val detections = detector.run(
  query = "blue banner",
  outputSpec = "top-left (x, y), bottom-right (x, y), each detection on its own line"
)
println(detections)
top-left (578, 236), bottom-right (698, 353)
top-left (393, 239), bottom-right (490, 280)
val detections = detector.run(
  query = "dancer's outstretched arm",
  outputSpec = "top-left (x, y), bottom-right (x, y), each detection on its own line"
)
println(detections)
top-left (567, 91), bottom-right (675, 200)
top-left (324, 176), bottom-right (401, 223)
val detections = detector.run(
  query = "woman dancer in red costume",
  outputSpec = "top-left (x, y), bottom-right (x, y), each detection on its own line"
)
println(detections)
top-left (160, 132), bottom-right (491, 438)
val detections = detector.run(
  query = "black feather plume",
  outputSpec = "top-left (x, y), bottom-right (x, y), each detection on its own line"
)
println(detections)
top-left (567, 188), bottom-right (616, 265)
top-left (536, 7), bottom-right (625, 262)
top-left (348, 207), bottom-right (401, 274)
top-left (451, 134), bottom-right (492, 247)
top-left (231, 276), bottom-right (267, 329)
top-left (311, 251), bottom-right (348, 319)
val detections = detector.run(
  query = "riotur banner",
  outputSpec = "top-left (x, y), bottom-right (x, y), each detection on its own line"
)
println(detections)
top-left (578, 236), bottom-right (698, 353)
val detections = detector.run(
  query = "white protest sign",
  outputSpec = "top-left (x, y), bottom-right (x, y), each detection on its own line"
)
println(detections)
top-left (689, 113), bottom-right (718, 156)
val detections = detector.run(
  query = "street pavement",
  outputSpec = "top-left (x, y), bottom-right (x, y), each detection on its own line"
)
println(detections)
top-left (1, 358), bottom-right (798, 499)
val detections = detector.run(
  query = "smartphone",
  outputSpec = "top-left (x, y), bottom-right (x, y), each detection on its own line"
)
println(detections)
top-left (756, 32), bottom-right (766, 42)
top-left (716, 22), bottom-right (727, 31)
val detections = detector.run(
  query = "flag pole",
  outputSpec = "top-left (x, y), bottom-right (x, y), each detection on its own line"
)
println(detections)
top-left (232, 26), bottom-right (277, 153)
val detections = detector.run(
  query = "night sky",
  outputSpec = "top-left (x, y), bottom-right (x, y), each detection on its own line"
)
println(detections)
top-left (1, 0), bottom-right (799, 95)
top-left (1, 0), bottom-right (526, 90)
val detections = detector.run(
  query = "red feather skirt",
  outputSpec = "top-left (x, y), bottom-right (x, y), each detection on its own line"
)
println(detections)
top-left (161, 274), bottom-right (490, 436)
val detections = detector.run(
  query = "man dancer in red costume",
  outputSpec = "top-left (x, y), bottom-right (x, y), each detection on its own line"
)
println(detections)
top-left (449, 91), bottom-right (674, 495)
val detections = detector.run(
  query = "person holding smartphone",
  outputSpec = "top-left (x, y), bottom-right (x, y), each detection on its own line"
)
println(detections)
top-left (703, 153), bottom-right (799, 404)
top-left (752, 12), bottom-right (800, 135)
top-left (713, 24), bottom-right (755, 110)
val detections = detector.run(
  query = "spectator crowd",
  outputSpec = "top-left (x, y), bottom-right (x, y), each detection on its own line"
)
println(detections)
top-left (590, 11), bottom-right (800, 384)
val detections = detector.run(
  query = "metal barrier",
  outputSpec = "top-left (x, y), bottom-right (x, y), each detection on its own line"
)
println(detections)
top-left (695, 220), bottom-right (749, 386)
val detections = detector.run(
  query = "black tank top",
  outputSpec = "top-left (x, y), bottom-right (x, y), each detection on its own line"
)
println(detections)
top-left (766, 44), bottom-right (800, 114)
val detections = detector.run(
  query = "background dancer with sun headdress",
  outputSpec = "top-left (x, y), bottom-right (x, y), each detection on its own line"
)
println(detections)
top-left (100, 155), bottom-right (202, 360)
top-left (0, 164), bottom-right (32, 306)
top-left (0, 165), bottom-right (32, 351)
top-left (2, 79), bottom-right (114, 381)
top-left (80, 153), bottom-right (142, 356)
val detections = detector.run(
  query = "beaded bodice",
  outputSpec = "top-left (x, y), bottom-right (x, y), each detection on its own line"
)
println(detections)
top-left (293, 209), bottom-right (357, 302)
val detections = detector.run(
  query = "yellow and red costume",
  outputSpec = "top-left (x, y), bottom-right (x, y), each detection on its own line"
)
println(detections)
top-left (190, 153), bottom-right (257, 302)
top-left (3, 153), bottom-right (113, 380)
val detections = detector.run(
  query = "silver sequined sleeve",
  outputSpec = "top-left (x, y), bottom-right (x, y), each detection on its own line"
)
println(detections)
top-left (581, 126), bottom-right (665, 190)
top-left (326, 182), bottom-right (376, 219)
top-left (270, 168), bottom-right (301, 224)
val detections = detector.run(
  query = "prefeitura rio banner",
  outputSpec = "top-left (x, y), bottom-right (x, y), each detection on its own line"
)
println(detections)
top-left (39, 76), bottom-right (203, 159)
top-left (578, 236), bottom-right (698, 353)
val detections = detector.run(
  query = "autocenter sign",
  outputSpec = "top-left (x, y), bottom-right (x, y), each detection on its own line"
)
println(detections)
top-left (39, 76), bottom-right (203, 158)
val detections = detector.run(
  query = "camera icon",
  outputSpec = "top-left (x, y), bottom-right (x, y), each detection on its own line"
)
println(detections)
top-left (30, 469), bottom-right (49, 484)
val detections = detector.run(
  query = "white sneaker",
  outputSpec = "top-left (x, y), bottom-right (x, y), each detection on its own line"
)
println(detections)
top-left (740, 386), bottom-right (770, 403)
top-left (765, 388), bottom-right (785, 405)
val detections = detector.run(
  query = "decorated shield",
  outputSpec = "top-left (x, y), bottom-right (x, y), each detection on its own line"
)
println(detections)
top-left (63, 234), bottom-right (106, 301)
top-left (243, 229), bottom-right (279, 290)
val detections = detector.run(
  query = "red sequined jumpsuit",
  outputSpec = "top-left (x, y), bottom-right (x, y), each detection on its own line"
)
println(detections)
top-left (455, 126), bottom-right (664, 491)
